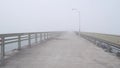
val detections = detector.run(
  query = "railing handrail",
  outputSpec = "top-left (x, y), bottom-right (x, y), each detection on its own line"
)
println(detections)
top-left (0, 31), bottom-right (58, 37)
top-left (0, 31), bottom-right (62, 65)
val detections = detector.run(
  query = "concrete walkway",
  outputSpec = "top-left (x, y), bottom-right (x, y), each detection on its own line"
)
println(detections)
top-left (1, 32), bottom-right (120, 68)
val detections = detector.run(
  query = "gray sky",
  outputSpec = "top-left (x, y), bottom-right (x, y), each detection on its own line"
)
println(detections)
top-left (0, 0), bottom-right (120, 35)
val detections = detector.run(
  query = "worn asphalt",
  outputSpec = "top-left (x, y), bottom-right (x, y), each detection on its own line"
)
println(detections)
top-left (1, 32), bottom-right (120, 68)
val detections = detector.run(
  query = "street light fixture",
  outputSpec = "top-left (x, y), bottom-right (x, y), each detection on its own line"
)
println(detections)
top-left (72, 8), bottom-right (81, 36)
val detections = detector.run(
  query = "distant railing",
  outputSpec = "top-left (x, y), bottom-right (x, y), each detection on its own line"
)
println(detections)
top-left (0, 31), bottom-right (61, 65)
top-left (75, 32), bottom-right (120, 57)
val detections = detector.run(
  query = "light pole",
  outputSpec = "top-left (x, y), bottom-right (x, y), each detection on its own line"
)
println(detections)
top-left (72, 9), bottom-right (81, 36)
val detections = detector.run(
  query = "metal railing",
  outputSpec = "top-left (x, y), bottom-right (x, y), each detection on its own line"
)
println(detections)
top-left (0, 32), bottom-right (61, 65)
top-left (75, 32), bottom-right (120, 57)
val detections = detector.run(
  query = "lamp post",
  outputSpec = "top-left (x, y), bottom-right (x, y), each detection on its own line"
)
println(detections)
top-left (72, 9), bottom-right (81, 36)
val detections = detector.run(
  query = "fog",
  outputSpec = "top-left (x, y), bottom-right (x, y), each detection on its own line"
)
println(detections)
top-left (0, 0), bottom-right (120, 35)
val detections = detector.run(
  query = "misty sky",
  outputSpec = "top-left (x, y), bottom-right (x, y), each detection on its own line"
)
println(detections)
top-left (0, 0), bottom-right (120, 35)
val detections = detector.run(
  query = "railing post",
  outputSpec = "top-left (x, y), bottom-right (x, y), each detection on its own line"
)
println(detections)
top-left (45, 32), bottom-right (47, 40)
top-left (39, 33), bottom-right (40, 42)
top-left (47, 33), bottom-right (48, 39)
top-left (35, 33), bottom-right (38, 43)
top-left (49, 33), bottom-right (51, 38)
top-left (45, 33), bottom-right (46, 40)
top-left (28, 33), bottom-right (31, 47)
top-left (44, 33), bottom-right (45, 40)
top-left (46, 33), bottom-right (47, 40)
top-left (40, 33), bottom-right (42, 42)
top-left (1, 36), bottom-right (5, 65)
top-left (18, 35), bottom-right (21, 50)
top-left (51, 33), bottom-right (53, 38)
top-left (49, 33), bottom-right (52, 38)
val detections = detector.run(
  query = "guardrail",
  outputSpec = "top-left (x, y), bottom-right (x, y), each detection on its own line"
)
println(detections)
top-left (0, 32), bottom-right (61, 65)
top-left (75, 32), bottom-right (120, 57)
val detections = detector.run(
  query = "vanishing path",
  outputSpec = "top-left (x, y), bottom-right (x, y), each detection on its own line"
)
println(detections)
top-left (1, 32), bottom-right (120, 68)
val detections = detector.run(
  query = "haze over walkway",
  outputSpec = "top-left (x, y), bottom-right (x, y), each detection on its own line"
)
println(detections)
top-left (1, 32), bottom-right (120, 68)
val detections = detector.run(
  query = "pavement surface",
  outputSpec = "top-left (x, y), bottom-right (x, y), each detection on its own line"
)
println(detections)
top-left (1, 32), bottom-right (120, 68)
